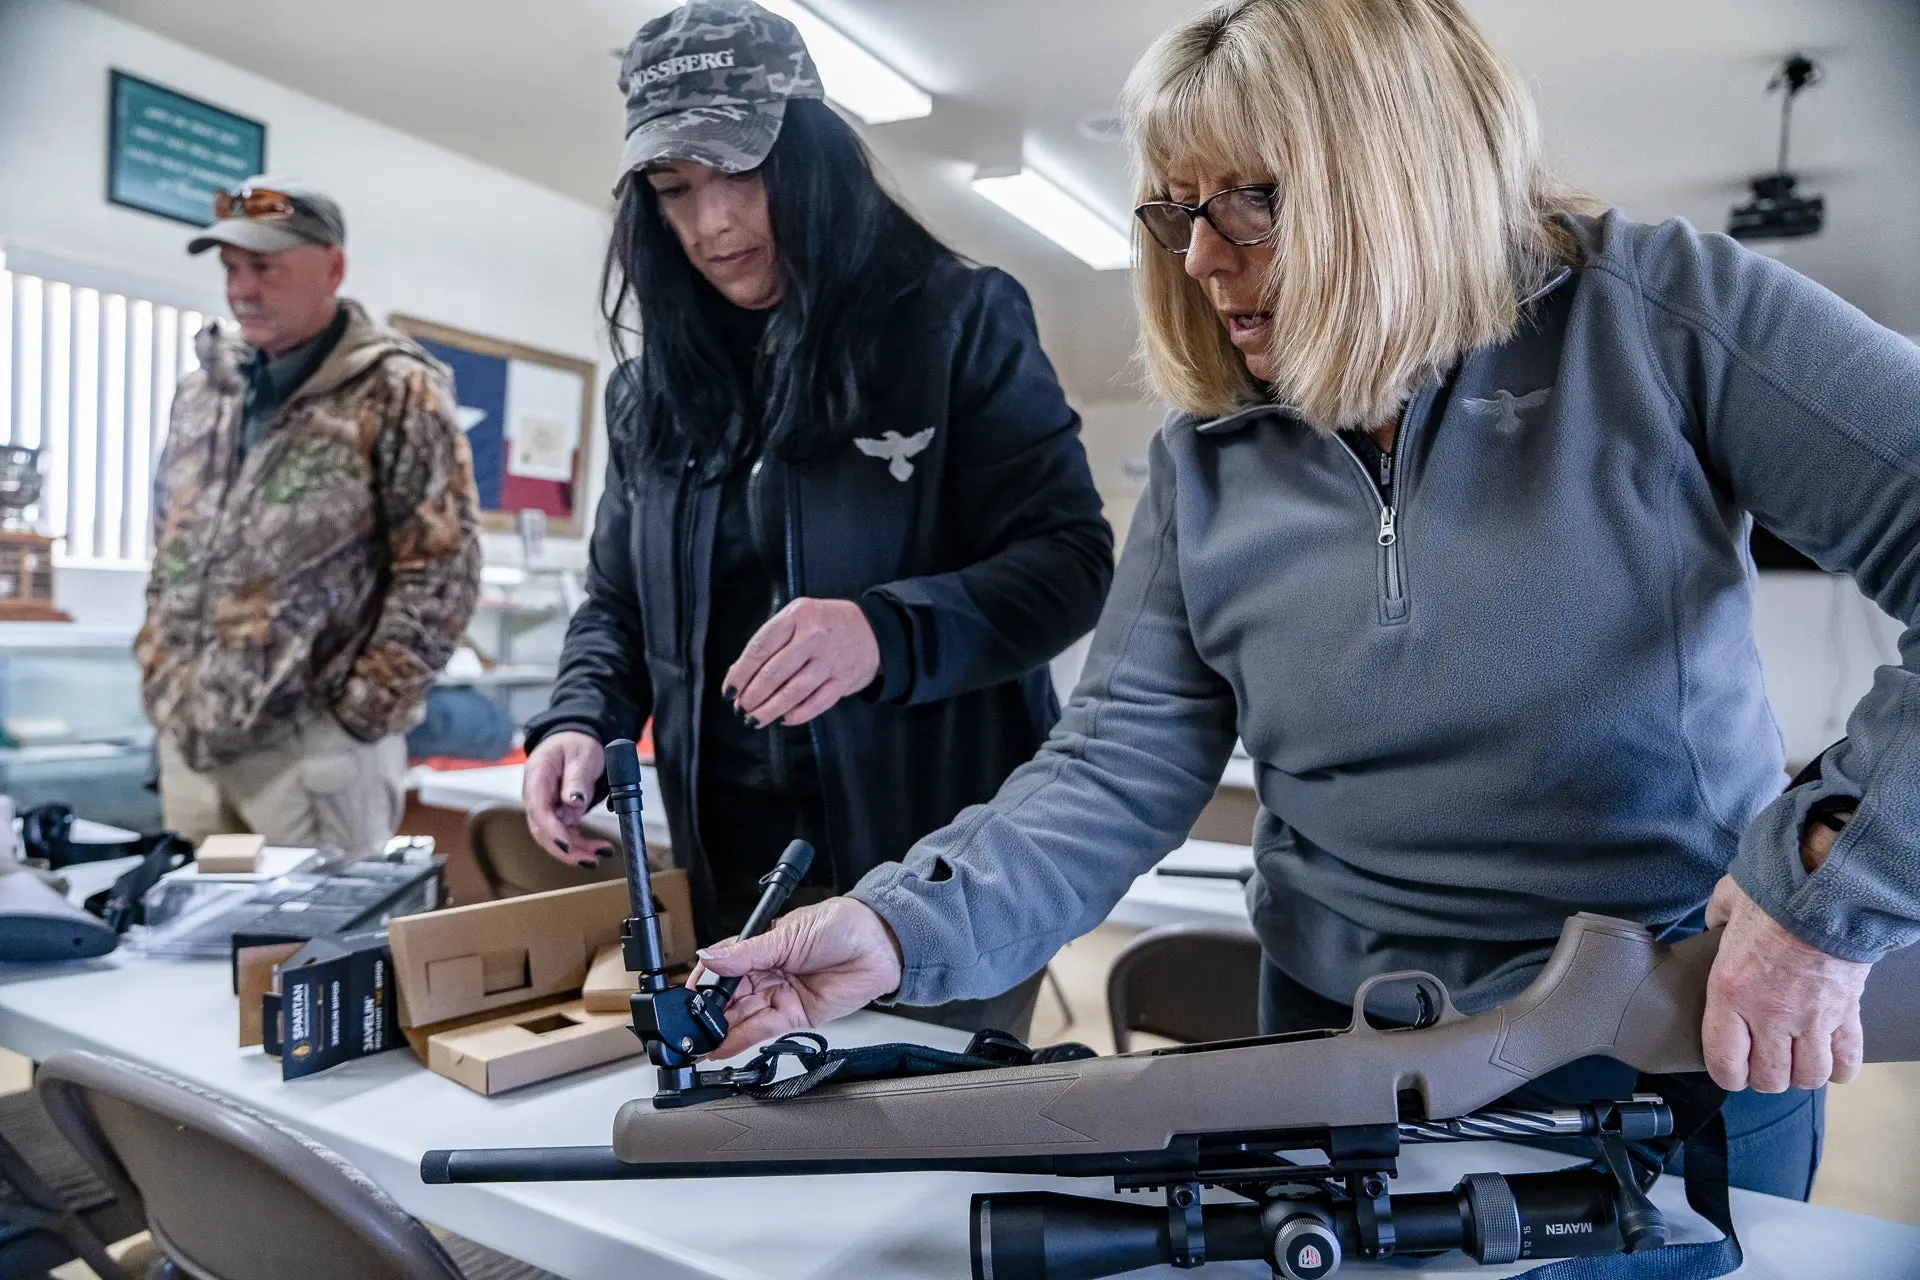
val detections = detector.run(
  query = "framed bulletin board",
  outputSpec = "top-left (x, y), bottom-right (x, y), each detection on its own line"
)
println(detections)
top-left (391, 316), bottom-right (595, 538)
top-left (108, 71), bottom-right (266, 227)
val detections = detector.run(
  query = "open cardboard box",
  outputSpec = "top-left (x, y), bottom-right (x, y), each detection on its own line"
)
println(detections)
top-left (427, 998), bottom-right (641, 1095)
top-left (388, 869), bottom-right (693, 1087)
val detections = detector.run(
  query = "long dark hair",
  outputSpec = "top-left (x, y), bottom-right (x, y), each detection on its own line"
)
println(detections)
top-left (604, 99), bottom-right (957, 467)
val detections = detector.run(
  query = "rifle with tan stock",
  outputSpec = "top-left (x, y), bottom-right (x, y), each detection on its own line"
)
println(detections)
top-left (421, 737), bottom-right (1920, 1279)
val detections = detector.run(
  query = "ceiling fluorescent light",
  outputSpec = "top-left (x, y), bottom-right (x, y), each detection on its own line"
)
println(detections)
top-left (757, 0), bottom-right (931, 125)
top-left (971, 168), bottom-right (1133, 271)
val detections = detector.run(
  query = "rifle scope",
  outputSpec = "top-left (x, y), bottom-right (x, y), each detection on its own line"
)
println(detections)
top-left (971, 1168), bottom-right (1624, 1279)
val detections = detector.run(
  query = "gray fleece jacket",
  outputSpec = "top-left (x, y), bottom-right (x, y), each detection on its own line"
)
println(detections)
top-left (850, 211), bottom-right (1920, 1016)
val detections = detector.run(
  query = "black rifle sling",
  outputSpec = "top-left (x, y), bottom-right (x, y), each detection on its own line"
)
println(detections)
top-left (1525, 1072), bottom-right (1741, 1280)
top-left (741, 1028), bottom-right (1095, 1101)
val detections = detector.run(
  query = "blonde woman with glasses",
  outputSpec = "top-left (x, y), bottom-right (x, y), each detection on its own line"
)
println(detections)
top-left (694, 0), bottom-right (1920, 1200)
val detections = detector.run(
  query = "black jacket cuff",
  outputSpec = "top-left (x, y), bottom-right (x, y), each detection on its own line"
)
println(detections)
top-left (857, 591), bottom-right (914, 704)
top-left (521, 713), bottom-right (606, 759)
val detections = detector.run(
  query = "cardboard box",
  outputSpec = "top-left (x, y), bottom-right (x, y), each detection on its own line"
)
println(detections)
top-left (388, 871), bottom-right (693, 1029)
top-left (236, 941), bottom-right (304, 1048)
top-left (581, 941), bottom-right (638, 1015)
top-left (578, 935), bottom-right (697, 1015)
top-left (399, 994), bottom-right (558, 1065)
top-left (172, 845), bottom-right (320, 885)
top-left (426, 998), bottom-right (642, 1095)
top-left (196, 833), bottom-right (265, 874)
top-left (261, 929), bottom-right (405, 1079)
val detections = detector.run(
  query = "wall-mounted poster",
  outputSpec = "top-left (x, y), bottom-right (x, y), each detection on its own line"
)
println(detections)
top-left (108, 71), bottom-right (266, 227)
top-left (390, 316), bottom-right (594, 538)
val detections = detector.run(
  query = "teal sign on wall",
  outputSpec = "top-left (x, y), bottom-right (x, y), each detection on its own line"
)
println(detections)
top-left (108, 71), bottom-right (267, 227)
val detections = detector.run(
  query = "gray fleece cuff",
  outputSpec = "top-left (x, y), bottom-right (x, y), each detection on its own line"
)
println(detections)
top-left (848, 864), bottom-right (952, 1009)
top-left (1727, 777), bottom-right (1905, 964)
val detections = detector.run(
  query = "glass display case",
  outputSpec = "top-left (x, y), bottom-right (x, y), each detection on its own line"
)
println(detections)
top-left (0, 624), bottom-right (157, 832)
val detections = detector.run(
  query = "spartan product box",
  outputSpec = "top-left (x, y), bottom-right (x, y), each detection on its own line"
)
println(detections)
top-left (261, 929), bottom-right (403, 1080)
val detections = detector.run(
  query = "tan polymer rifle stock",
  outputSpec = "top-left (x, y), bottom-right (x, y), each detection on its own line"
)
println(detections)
top-left (424, 910), bottom-right (1920, 1278)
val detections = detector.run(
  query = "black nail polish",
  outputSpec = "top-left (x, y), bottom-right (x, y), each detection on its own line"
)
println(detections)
top-left (744, 716), bottom-right (761, 730)
top-left (556, 839), bottom-right (570, 853)
top-left (722, 686), bottom-right (737, 701)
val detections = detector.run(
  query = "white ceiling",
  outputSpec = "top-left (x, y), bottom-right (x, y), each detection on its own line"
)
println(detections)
top-left (78, 0), bottom-right (1920, 402)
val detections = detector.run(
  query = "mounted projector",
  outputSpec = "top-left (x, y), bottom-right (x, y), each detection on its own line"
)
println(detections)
top-left (1728, 173), bottom-right (1824, 241)
top-left (1728, 53), bottom-right (1824, 243)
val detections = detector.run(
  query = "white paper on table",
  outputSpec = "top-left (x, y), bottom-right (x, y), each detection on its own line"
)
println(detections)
top-left (503, 358), bottom-right (583, 482)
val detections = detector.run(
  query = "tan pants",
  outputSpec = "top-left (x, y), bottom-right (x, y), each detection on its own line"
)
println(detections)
top-left (159, 716), bottom-right (408, 857)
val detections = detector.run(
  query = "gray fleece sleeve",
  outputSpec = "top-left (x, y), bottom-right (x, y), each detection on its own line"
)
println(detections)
top-left (849, 426), bottom-right (1240, 1005)
top-left (1625, 216), bottom-right (1920, 963)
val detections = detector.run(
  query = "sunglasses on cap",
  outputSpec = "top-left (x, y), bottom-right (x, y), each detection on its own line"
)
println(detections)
top-left (1134, 184), bottom-right (1279, 254)
top-left (211, 184), bottom-right (315, 222)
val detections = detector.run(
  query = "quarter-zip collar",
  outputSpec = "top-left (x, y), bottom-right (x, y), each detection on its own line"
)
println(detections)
top-left (1191, 262), bottom-right (1577, 439)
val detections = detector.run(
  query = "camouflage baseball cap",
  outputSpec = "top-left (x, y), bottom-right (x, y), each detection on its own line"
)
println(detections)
top-left (616, 0), bottom-right (826, 182)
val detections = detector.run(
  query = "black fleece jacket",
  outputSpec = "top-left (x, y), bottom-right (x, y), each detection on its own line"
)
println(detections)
top-left (525, 261), bottom-right (1114, 927)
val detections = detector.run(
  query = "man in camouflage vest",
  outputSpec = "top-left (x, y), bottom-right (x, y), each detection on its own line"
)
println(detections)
top-left (136, 177), bottom-right (481, 855)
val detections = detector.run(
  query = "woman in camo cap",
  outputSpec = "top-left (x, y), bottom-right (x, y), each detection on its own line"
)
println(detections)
top-left (522, 0), bottom-right (1113, 1040)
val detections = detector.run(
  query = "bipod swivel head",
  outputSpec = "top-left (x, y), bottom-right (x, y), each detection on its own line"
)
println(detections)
top-left (603, 737), bottom-right (813, 1108)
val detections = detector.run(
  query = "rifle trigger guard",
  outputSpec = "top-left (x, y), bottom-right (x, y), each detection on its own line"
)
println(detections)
top-left (1346, 970), bottom-right (1462, 1035)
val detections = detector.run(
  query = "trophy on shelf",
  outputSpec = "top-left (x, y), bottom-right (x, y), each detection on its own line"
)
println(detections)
top-left (0, 446), bottom-right (69, 622)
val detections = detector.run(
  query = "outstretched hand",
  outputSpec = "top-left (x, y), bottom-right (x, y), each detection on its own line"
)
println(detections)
top-left (521, 731), bottom-right (612, 867)
top-left (693, 896), bottom-right (905, 1060)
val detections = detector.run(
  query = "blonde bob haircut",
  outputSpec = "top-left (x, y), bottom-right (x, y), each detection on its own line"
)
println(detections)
top-left (1126, 0), bottom-right (1599, 430)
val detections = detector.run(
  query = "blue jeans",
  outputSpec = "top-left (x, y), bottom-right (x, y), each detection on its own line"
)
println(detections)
top-left (1258, 960), bottom-right (1824, 1199)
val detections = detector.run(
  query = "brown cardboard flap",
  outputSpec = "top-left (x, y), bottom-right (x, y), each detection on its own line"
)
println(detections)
top-left (582, 942), bottom-right (638, 1014)
top-left (652, 866), bottom-right (696, 973)
top-left (390, 880), bottom-right (624, 1027)
top-left (579, 864), bottom-right (697, 1014)
top-left (236, 941), bottom-right (304, 1048)
top-left (400, 994), bottom-right (560, 1064)
top-left (389, 871), bottom-right (694, 1028)
top-left (426, 998), bottom-right (642, 1095)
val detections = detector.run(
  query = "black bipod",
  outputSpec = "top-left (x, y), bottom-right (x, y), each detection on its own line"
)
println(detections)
top-left (602, 737), bottom-right (813, 1109)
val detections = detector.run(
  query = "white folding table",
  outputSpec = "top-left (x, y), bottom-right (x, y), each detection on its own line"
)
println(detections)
top-left (0, 952), bottom-right (1912, 1278)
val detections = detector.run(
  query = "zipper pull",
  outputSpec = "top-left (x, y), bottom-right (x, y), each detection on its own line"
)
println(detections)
top-left (1377, 505), bottom-right (1397, 547)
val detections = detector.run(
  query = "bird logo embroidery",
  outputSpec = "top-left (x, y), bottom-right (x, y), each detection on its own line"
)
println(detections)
top-left (854, 428), bottom-right (936, 482)
top-left (1463, 387), bottom-right (1551, 436)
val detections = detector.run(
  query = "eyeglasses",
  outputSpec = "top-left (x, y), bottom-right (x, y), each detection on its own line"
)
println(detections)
top-left (212, 185), bottom-right (306, 222)
top-left (1133, 185), bottom-right (1278, 253)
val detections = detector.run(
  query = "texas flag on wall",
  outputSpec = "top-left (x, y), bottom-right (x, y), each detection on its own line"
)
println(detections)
top-left (415, 337), bottom-right (583, 522)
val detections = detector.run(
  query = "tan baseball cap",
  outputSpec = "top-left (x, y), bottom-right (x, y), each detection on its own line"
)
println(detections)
top-left (187, 176), bottom-right (347, 255)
